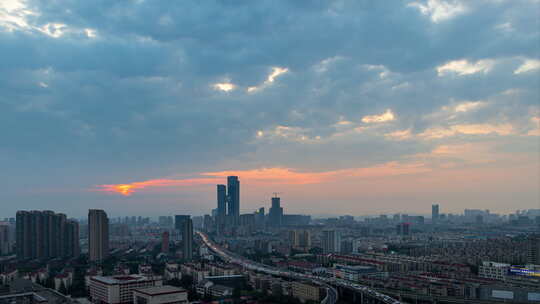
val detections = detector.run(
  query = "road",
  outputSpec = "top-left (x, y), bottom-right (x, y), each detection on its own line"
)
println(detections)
top-left (197, 231), bottom-right (404, 304)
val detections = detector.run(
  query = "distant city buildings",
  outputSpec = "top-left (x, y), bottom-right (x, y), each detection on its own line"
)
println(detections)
top-left (158, 216), bottom-right (173, 228)
top-left (7, 184), bottom-right (540, 304)
top-left (322, 230), bottom-right (341, 253)
top-left (256, 207), bottom-right (265, 229)
top-left (396, 222), bottom-right (411, 237)
top-left (432, 204), bottom-right (439, 223)
top-left (16, 210), bottom-right (79, 260)
top-left (268, 196), bottom-right (283, 227)
top-left (282, 214), bottom-right (311, 226)
top-left (88, 209), bottom-right (109, 262)
top-left (289, 230), bottom-right (312, 252)
top-left (206, 177), bottom-right (313, 235)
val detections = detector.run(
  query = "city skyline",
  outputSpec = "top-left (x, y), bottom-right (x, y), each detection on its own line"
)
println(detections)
top-left (1, 175), bottom-right (539, 220)
top-left (0, 0), bottom-right (539, 218)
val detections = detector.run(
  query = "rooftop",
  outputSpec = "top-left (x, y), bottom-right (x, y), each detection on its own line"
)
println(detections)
top-left (91, 275), bottom-right (159, 285)
top-left (134, 286), bottom-right (186, 296)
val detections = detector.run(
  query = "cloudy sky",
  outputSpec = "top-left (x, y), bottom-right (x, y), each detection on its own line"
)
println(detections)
top-left (1, 0), bottom-right (539, 218)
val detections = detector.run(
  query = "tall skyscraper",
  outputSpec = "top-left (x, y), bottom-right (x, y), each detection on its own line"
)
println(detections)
top-left (65, 219), bottom-right (80, 257)
top-left (88, 209), bottom-right (109, 262)
top-left (182, 217), bottom-right (193, 261)
top-left (322, 230), bottom-right (341, 253)
top-left (16, 210), bottom-right (79, 260)
top-left (268, 196), bottom-right (283, 227)
top-left (217, 184), bottom-right (227, 218)
top-left (432, 204), bottom-right (440, 222)
top-left (227, 176), bottom-right (240, 225)
top-left (175, 215), bottom-right (190, 235)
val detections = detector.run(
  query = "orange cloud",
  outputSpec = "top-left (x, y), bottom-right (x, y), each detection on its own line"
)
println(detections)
top-left (201, 167), bottom-right (332, 184)
top-left (97, 178), bottom-right (222, 196)
top-left (96, 162), bottom-right (432, 196)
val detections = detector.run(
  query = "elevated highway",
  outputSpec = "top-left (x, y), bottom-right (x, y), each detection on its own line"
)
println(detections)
top-left (197, 231), bottom-right (403, 304)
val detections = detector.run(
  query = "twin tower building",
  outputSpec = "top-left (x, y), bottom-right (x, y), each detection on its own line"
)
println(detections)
top-left (215, 176), bottom-right (284, 228)
top-left (216, 176), bottom-right (240, 225)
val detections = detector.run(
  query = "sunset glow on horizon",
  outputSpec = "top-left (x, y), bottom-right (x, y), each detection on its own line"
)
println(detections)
top-left (96, 162), bottom-right (436, 196)
top-left (97, 178), bottom-right (223, 196)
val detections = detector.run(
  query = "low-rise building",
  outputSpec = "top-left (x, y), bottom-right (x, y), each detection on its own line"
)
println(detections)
top-left (138, 265), bottom-right (153, 275)
top-left (180, 264), bottom-right (209, 283)
top-left (90, 275), bottom-right (163, 304)
top-left (0, 292), bottom-right (48, 304)
top-left (85, 268), bottom-right (104, 290)
top-left (24, 268), bottom-right (48, 284)
top-left (113, 264), bottom-right (131, 276)
top-left (0, 270), bottom-right (18, 285)
top-left (333, 264), bottom-right (378, 282)
top-left (3, 279), bottom-right (79, 304)
top-left (163, 263), bottom-right (181, 281)
top-left (291, 281), bottom-right (323, 303)
top-left (207, 284), bottom-right (233, 298)
top-left (479, 261), bottom-right (510, 281)
top-left (195, 281), bottom-right (233, 298)
top-left (54, 271), bottom-right (73, 292)
top-left (133, 286), bottom-right (188, 304)
top-left (209, 264), bottom-right (237, 277)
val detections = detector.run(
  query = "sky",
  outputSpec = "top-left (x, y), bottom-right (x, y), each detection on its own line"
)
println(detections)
top-left (1, 0), bottom-right (539, 219)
